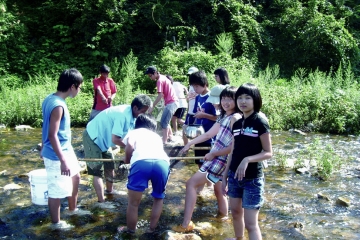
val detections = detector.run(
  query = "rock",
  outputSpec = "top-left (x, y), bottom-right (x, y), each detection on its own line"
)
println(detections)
top-left (296, 167), bottom-right (309, 174)
top-left (289, 129), bottom-right (307, 136)
top-left (36, 143), bottom-right (42, 151)
top-left (0, 124), bottom-right (6, 129)
top-left (317, 192), bottom-right (330, 201)
top-left (78, 161), bottom-right (87, 174)
top-left (0, 170), bottom-right (7, 175)
top-left (162, 231), bottom-right (201, 240)
top-left (15, 125), bottom-right (34, 131)
top-left (336, 197), bottom-right (350, 207)
top-left (289, 222), bottom-right (304, 229)
top-left (3, 183), bottom-right (23, 190)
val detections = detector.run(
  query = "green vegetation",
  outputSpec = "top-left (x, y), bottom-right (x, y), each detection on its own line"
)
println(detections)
top-left (1, 0), bottom-right (360, 135)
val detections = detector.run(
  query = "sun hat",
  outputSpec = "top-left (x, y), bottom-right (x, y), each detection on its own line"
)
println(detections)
top-left (206, 85), bottom-right (227, 104)
top-left (145, 66), bottom-right (157, 75)
top-left (187, 66), bottom-right (199, 75)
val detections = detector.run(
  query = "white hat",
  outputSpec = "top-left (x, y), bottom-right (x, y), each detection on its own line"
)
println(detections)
top-left (206, 85), bottom-right (227, 104)
top-left (187, 66), bottom-right (199, 75)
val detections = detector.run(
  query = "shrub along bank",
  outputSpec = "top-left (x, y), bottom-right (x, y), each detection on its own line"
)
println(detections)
top-left (1, 49), bottom-right (359, 134)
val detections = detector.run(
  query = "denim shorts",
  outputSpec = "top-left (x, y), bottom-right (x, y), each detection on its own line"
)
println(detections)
top-left (160, 101), bottom-right (178, 129)
top-left (227, 170), bottom-right (265, 210)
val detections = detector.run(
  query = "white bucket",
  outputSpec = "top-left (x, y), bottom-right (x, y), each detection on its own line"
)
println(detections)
top-left (28, 169), bottom-right (48, 205)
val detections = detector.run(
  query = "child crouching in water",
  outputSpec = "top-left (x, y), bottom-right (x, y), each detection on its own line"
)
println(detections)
top-left (117, 114), bottom-right (170, 234)
top-left (222, 83), bottom-right (272, 240)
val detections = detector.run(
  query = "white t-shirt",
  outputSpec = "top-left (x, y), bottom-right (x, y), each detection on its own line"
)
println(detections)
top-left (172, 82), bottom-right (188, 108)
top-left (123, 128), bottom-right (170, 165)
top-left (187, 85), bottom-right (197, 114)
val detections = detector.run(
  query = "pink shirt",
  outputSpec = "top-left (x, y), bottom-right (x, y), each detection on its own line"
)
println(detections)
top-left (157, 74), bottom-right (178, 105)
top-left (92, 77), bottom-right (117, 111)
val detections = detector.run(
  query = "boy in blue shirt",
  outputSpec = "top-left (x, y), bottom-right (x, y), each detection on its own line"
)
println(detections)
top-left (189, 71), bottom-right (217, 168)
top-left (41, 68), bottom-right (83, 228)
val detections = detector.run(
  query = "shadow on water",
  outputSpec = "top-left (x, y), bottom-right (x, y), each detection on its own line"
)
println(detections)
top-left (0, 128), bottom-right (359, 239)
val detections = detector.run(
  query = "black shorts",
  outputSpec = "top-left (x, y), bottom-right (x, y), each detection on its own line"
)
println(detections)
top-left (173, 107), bottom-right (186, 119)
top-left (194, 142), bottom-right (211, 166)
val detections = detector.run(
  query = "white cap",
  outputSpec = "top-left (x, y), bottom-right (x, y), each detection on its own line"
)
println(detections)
top-left (187, 66), bottom-right (199, 75)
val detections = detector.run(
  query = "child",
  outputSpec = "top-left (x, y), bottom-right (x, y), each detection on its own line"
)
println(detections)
top-left (188, 71), bottom-right (217, 169)
top-left (173, 86), bottom-right (241, 232)
top-left (89, 64), bottom-right (117, 121)
top-left (222, 83), bottom-right (273, 240)
top-left (166, 75), bottom-right (188, 135)
top-left (117, 114), bottom-right (170, 234)
top-left (146, 66), bottom-right (178, 144)
top-left (41, 68), bottom-right (83, 228)
top-left (214, 67), bottom-right (230, 85)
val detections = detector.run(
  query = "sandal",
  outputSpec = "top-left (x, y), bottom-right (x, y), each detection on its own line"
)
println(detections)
top-left (117, 226), bottom-right (135, 234)
top-left (172, 221), bottom-right (195, 232)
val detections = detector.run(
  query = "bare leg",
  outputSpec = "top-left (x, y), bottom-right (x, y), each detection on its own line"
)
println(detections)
top-left (162, 128), bottom-right (168, 143)
top-left (149, 198), bottom-right (164, 231)
top-left (48, 198), bottom-right (61, 223)
top-left (214, 181), bottom-right (228, 217)
top-left (171, 116), bottom-right (178, 133)
top-left (244, 209), bottom-right (262, 240)
top-left (126, 190), bottom-right (143, 232)
top-left (67, 173), bottom-right (80, 210)
top-left (181, 172), bottom-right (208, 227)
top-left (104, 169), bottom-right (114, 193)
top-left (93, 176), bottom-right (105, 202)
top-left (195, 164), bottom-right (205, 194)
top-left (229, 197), bottom-right (245, 238)
top-left (182, 125), bottom-right (189, 145)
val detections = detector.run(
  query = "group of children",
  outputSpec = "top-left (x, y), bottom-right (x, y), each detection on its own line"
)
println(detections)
top-left (40, 66), bottom-right (272, 240)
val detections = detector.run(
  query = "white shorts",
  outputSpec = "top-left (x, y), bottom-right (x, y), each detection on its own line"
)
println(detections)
top-left (43, 151), bottom-right (80, 199)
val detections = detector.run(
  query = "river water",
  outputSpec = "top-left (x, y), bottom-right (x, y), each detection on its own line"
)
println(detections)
top-left (0, 127), bottom-right (359, 239)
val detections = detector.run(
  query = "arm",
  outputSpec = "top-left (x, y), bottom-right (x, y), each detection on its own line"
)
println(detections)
top-left (124, 138), bottom-right (134, 164)
top-left (234, 132), bottom-right (273, 181)
top-left (180, 122), bottom-right (220, 153)
top-left (95, 85), bottom-right (108, 104)
top-left (204, 144), bottom-right (232, 161)
top-left (148, 92), bottom-right (164, 114)
top-left (48, 106), bottom-right (70, 175)
top-left (193, 111), bottom-right (217, 121)
top-left (112, 134), bottom-right (126, 148)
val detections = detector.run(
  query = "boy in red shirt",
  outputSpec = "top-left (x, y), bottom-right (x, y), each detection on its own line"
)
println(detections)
top-left (89, 65), bottom-right (117, 120)
top-left (146, 66), bottom-right (178, 144)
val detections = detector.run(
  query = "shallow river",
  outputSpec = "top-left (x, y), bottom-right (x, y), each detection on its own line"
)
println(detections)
top-left (0, 128), bottom-right (359, 239)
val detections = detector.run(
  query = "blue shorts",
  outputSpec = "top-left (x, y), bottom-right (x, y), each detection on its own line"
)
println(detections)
top-left (127, 160), bottom-right (170, 199)
top-left (227, 170), bottom-right (264, 210)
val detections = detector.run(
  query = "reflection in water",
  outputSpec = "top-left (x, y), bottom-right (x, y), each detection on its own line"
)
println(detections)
top-left (0, 128), bottom-right (359, 239)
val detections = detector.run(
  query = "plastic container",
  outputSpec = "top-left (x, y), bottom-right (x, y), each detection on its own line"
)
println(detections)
top-left (28, 169), bottom-right (48, 205)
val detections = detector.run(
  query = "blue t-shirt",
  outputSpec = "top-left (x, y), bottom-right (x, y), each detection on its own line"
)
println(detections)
top-left (41, 94), bottom-right (73, 160)
top-left (192, 93), bottom-right (216, 144)
top-left (86, 105), bottom-right (135, 152)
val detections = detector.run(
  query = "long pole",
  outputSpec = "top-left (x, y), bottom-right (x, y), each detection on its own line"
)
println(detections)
top-left (79, 156), bottom-right (204, 162)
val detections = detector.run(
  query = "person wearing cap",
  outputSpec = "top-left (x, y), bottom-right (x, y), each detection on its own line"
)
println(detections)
top-left (182, 66), bottom-right (199, 145)
top-left (89, 64), bottom-right (117, 121)
top-left (145, 66), bottom-right (178, 144)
